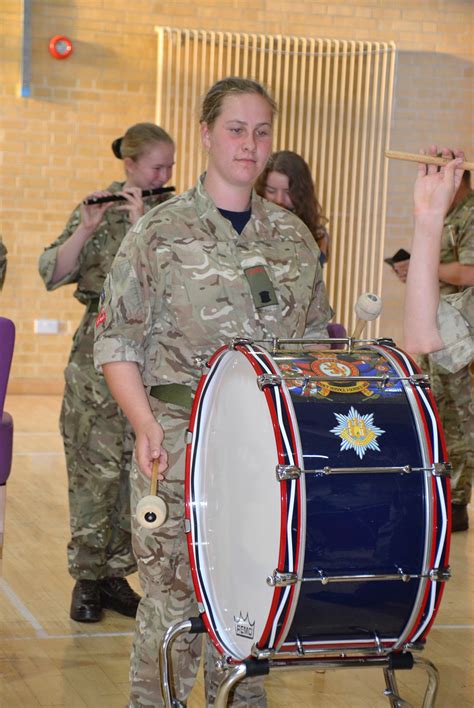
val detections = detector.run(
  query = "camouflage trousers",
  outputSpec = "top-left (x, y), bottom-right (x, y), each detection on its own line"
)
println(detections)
top-left (129, 397), bottom-right (267, 707)
top-left (420, 356), bottom-right (473, 506)
top-left (61, 361), bottom-right (136, 579)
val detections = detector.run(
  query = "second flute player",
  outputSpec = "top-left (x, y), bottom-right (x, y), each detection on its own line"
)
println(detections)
top-left (39, 123), bottom-right (175, 623)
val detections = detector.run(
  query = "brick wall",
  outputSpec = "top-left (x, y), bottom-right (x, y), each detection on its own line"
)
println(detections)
top-left (1, 0), bottom-right (473, 391)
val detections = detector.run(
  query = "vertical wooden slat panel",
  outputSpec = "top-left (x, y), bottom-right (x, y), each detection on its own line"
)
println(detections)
top-left (375, 42), bottom-right (397, 337)
top-left (336, 41), bottom-right (356, 325)
top-left (362, 44), bottom-right (379, 303)
top-left (155, 28), bottom-right (396, 333)
top-left (325, 39), bottom-right (339, 293)
top-left (342, 42), bottom-right (363, 328)
top-left (303, 38), bottom-right (316, 164)
top-left (186, 30), bottom-right (200, 188)
top-left (273, 35), bottom-right (283, 144)
top-left (155, 26), bottom-right (164, 126)
top-left (327, 40), bottom-right (348, 309)
top-left (295, 37), bottom-right (307, 155)
top-left (311, 38), bottom-right (324, 183)
top-left (355, 44), bottom-right (372, 332)
top-left (279, 37), bottom-right (291, 147)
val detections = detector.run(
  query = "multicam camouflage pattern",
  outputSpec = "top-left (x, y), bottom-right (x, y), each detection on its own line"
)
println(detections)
top-left (60, 350), bottom-right (136, 579)
top-left (95, 177), bottom-right (331, 706)
top-left (39, 183), bottom-right (170, 579)
top-left (431, 289), bottom-right (474, 373)
top-left (94, 176), bottom-right (332, 385)
top-left (421, 191), bottom-right (474, 508)
top-left (439, 191), bottom-right (474, 296)
top-left (0, 237), bottom-right (7, 290)
top-left (129, 398), bottom-right (268, 706)
top-left (419, 353), bottom-right (473, 506)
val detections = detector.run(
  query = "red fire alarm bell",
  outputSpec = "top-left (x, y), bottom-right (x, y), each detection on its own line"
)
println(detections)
top-left (49, 35), bottom-right (73, 59)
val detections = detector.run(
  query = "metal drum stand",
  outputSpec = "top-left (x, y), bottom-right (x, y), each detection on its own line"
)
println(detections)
top-left (158, 617), bottom-right (440, 708)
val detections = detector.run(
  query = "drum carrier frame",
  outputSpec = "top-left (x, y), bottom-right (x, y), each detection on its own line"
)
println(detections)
top-left (158, 337), bottom-right (451, 707)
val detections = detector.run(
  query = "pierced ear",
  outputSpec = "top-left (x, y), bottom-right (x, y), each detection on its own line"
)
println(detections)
top-left (200, 122), bottom-right (211, 151)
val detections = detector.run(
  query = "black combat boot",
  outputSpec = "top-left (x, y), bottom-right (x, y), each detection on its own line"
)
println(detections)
top-left (100, 577), bottom-right (141, 617)
top-left (70, 579), bottom-right (102, 622)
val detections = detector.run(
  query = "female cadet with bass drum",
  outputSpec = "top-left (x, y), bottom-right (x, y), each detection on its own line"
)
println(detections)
top-left (94, 78), bottom-right (332, 707)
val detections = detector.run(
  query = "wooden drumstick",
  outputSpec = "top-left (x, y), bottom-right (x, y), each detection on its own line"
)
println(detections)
top-left (385, 150), bottom-right (474, 171)
top-left (352, 293), bottom-right (382, 339)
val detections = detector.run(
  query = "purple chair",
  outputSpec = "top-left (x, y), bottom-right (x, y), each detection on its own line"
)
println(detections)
top-left (327, 321), bottom-right (348, 350)
top-left (0, 317), bottom-right (15, 558)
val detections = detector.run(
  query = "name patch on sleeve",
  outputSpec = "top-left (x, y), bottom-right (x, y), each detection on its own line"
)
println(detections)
top-left (244, 265), bottom-right (278, 309)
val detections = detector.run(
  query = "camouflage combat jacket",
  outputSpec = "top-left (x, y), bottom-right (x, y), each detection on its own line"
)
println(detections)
top-left (94, 176), bottom-right (332, 387)
top-left (439, 190), bottom-right (474, 296)
top-left (431, 288), bottom-right (474, 373)
top-left (39, 182), bottom-right (170, 362)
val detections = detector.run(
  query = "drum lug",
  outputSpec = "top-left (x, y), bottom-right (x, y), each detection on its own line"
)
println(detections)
top-left (229, 337), bottom-right (254, 349)
top-left (193, 355), bottom-right (207, 370)
top-left (185, 429), bottom-right (193, 444)
top-left (408, 373), bottom-right (431, 387)
top-left (251, 644), bottom-right (276, 660)
top-left (432, 462), bottom-right (452, 477)
top-left (429, 566), bottom-right (451, 582)
top-left (276, 464), bottom-right (302, 481)
top-left (257, 373), bottom-right (282, 389)
top-left (266, 570), bottom-right (298, 587)
top-left (184, 518), bottom-right (191, 533)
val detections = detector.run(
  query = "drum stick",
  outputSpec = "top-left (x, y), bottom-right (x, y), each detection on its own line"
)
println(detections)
top-left (135, 459), bottom-right (168, 529)
top-left (352, 293), bottom-right (382, 339)
top-left (150, 458), bottom-right (159, 498)
top-left (385, 150), bottom-right (474, 171)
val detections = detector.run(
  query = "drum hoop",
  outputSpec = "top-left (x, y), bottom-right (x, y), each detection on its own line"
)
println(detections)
top-left (371, 344), bottom-right (450, 648)
top-left (185, 347), bottom-right (230, 655)
top-left (239, 343), bottom-right (306, 653)
top-left (185, 343), bottom-right (306, 659)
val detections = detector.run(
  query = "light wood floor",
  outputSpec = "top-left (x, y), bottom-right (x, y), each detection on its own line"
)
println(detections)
top-left (0, 394), bottom-right (472, 708)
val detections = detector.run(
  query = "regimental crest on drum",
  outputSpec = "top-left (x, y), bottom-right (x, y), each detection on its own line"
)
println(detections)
top-left (280, 352), bottom-right (401, 399)
top-left (233, 612), bottom-right (255, 640)
top-left (330, 406), bottom-right (386, 459)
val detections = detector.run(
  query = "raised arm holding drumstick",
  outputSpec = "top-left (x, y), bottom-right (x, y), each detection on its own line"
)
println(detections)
top-left (404, 146), bottom-right (465, 353)
top-left (404, 145), bottom-right (473, 533)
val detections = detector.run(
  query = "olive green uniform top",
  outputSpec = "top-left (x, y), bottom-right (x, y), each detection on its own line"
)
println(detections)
top-left (94, 176), bottom-right (332, 383)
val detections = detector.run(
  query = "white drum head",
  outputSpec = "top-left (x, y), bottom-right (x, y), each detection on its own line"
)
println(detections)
top-left (189, 349), bottom-right (284, 660)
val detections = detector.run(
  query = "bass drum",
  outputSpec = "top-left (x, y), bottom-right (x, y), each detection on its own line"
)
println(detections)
top-left (185, 342), bottom-right (450, 662)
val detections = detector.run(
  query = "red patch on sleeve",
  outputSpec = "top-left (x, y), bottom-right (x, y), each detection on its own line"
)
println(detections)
top-left (96, 308), bottom-right (107, 328)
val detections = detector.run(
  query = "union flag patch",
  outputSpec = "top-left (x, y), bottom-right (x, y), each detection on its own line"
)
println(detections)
top-left (96, 308), bottom-right (107, 328)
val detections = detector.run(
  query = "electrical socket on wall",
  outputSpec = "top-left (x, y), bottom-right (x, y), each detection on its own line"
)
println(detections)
top-left (34, 319), bottom-right (62, 334)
